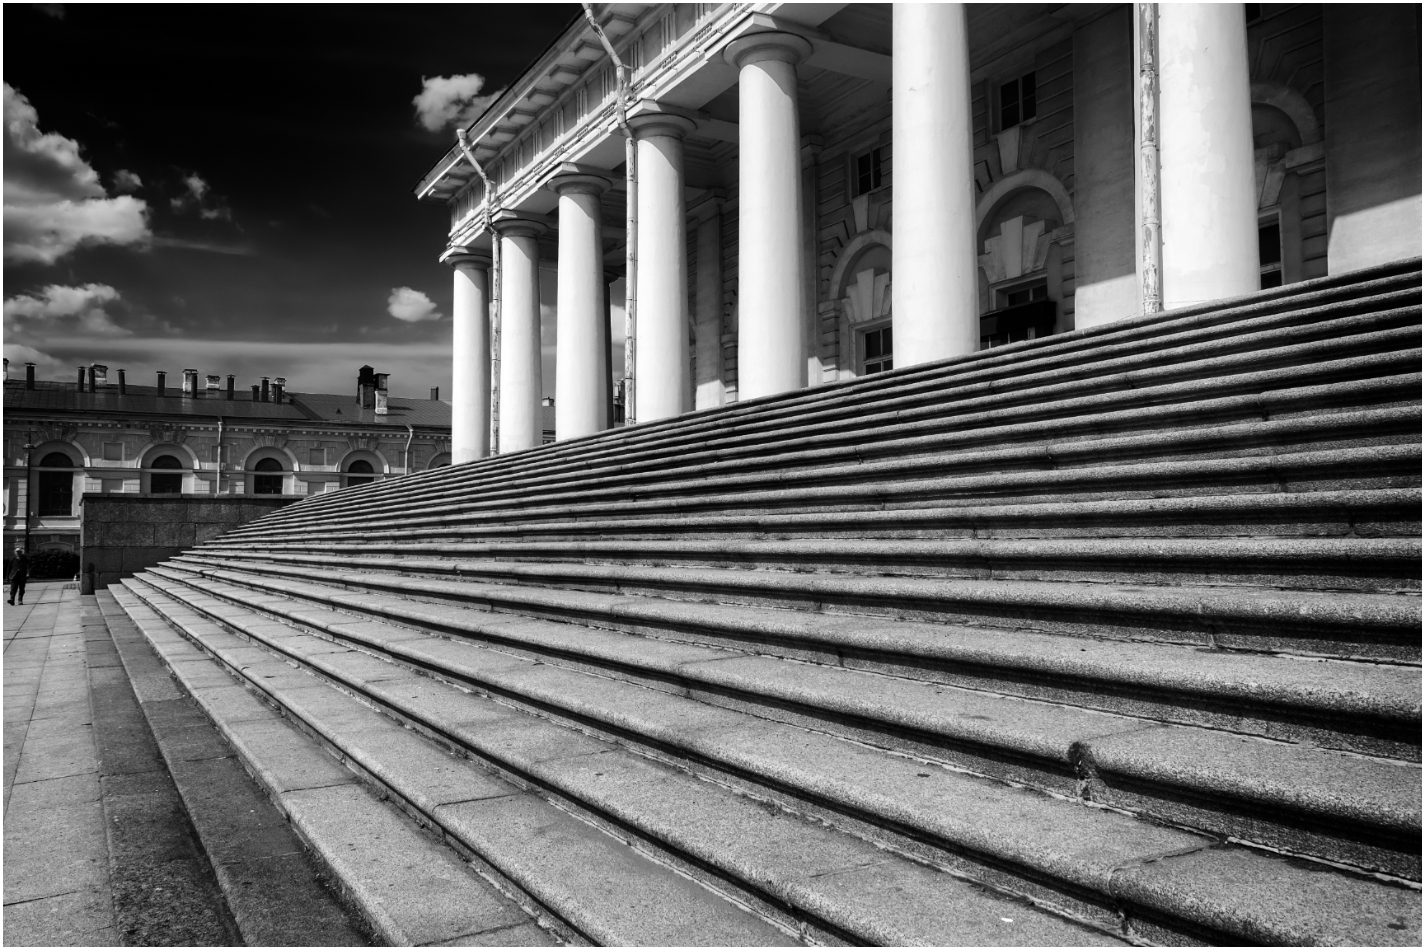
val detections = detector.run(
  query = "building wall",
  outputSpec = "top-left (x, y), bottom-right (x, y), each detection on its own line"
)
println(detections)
top-left (80, 495), bottom-right (293, 589)
top-left (1323, 3), bottom-right (1423, 273)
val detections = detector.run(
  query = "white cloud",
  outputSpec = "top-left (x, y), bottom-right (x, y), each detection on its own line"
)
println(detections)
top-left (170, 171), bottom-right (232, 221)
top-left (4, 283), bottom-right (131, 338)
top-left (412, 74), bottom-right (503, 133)
top-left (387, 286), bottom-right (442, 323)
top-left (3, 83), bottom-right (150, 264)
top-left (112, 169), bottom-right (142, 193)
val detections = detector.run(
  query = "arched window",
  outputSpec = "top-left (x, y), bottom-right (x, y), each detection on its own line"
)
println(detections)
top-left (252, 457), bottom-right (285, 495)
top-left (38, 452), bottom-right (76, 516)
top-left (344, 459), bottom-right (375, 488)
top-left (149, 454), bottom-right (184, 494)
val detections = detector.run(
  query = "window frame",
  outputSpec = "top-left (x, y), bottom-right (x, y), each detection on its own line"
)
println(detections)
top-left (858, 320), bottom-right (894, 376)
top-left (1258, 212), bottom-right (1284, 290)
top-left (998, 70), bottom-right (1038, 132)
top-left (849, 145), bottom-right (887, 200)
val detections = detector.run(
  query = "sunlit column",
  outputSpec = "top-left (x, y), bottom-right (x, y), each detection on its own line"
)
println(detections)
top-left (629, 105), bottom-right (697, 423)
top-left (726, 32), bottom-right (812, 400)
top-left (493, 214), bottom-right (546, 453)
top-left (892, 3), bottom-right (978, 364)
top-left (549, 168), bottom-right (612, 440)
top-left (1157, 3), bottom-right (1258, 308)
top-left (443, 247), bottom-right (491, 462)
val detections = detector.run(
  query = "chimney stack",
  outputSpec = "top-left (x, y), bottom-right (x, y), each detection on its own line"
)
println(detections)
top-left (206, 374), bottom-right (221, 393)
top-left (260, 377), bottom-right (270, 402)
top-left (25, 363), bottom-right (36, 389)
top-left (156, 370), bottom-right (167, 396)
top-left (182, 369), bottom-right (198, 397)
top-left (2, 358), bottom-right (7, 382)
top-left (90, 364), bottom-right (107, 391)
top-left (374, 373), bottom-right (389, 415)
top-left (251, 384), bottom-right (260, 402)
top-left (117, 369), bottom-right (126, 394)
top-left (78, 366), bottom-right (87, 391)
top-left (357, 365), bottom-right (375, 409)
top-left (430, 386), bottom-right (439, 401)
top-left (226, 375), bottom-right (235, 400)
top-left (273, 377), bottom-right (286, 403)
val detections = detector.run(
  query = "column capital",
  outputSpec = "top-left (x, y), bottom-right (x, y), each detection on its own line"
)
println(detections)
top-left (724, 31), bottom-right (813, 70)
top-left (440, 245), bottom-right (492, 269)
top-left (627, 100), bottom-right (699, 140)
top-left (547, 163), bottom-right (614, 197)
top-left (490, 210), bottom-right (548, 239)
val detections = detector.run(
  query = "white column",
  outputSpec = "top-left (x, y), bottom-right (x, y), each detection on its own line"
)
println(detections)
top-left (494, 215), bottom-right (546, 453)
top-left (726, 32), bottom-right (812, 400)
top-left (629, 106), bottom-right (697, 423)
top-left (1157, 3), bottom-right (1258, 309)
top-left (549, 169), bottom-right (612, 440)
top-left (444, 248), bottom-right (491, 463)
top-left (892, 3), bottom-right (978, 364)
top-left (691, 196), bottom-right (725, 410)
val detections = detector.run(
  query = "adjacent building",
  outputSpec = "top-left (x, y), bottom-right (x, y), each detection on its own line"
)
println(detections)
top-left (416, 2), bottom-right (1421, 460)
top-left (2, 361), bottom-right (453, 560)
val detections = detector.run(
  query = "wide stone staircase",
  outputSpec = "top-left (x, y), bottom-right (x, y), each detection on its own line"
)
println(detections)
top-left (109, 260), bottom-right (1421, 946)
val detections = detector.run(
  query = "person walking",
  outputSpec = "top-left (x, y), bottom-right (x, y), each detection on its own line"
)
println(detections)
top-left (7, 546), bottom-right (29, 606)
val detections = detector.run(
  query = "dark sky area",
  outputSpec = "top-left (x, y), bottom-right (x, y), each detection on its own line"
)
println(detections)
top-left (3, 3), bottom-right (579, 398)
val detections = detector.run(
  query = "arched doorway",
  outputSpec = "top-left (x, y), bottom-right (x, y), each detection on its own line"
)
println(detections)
top-left (344, 459), bottom-right (375, 488)
top-left (252, 457), bottom-right (285, 495)
top-left (37, 452), bottom-right (77, 516)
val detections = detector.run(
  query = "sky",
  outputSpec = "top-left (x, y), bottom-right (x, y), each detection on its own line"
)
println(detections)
top-left (3, 2), bottom-right (582, 399)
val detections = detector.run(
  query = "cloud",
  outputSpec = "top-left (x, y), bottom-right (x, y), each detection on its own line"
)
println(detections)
top-left (387, 287), bottom-right (442, 323)
top-left (169, 171), bottom-right (232, 221)
top-left (112, 169), bottom-right (142, 193)
top-left (412, 74), bottom-right (503, 133)
top-left (3, 83), bottom-right (149, 264)
top-left (4, 283), bottom-right (130, 338)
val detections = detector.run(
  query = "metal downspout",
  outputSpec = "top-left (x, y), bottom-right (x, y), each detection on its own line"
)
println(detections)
top-left (582, 2), bottom-right (638, 426)
top-left (404, 424), bottom-right (415, 475)
top-left (456, 128), bottom-right (503, 453)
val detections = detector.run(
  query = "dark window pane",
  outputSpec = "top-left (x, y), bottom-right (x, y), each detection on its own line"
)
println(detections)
top-left (881, 325), bottom-right (891, 353)
top-left (865, 330), bottom-right (882, 359)
top-left (882, 357), bottom-right (892, 372)
top-left (348, 459), bottom-right (374, 474)
top-left (150, 473), bottom-right (182, 494)
top-left (253, 474), bottom-right (283, 494)
top-left (38, 471), bottom-right (72, 515)
top-left (1258, 222), bottom-right (1282, 266)
top-left (40, 452), bottom-right (73, 468)
top-left (1260, 270), bottom-right (1283, 289)
top-left (150, 454), bottom-right (182, 469)
top-left (254, 457), bottom-right (283, 472)
top-left (345, 476), bottom-right (374, 487)
top-left (1022, 71), bottom-right (1036, 120)
top-left (1031, 284), bottom-right (1048, 301)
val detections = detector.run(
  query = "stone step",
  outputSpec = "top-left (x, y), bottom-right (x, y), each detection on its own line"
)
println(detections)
top-left (118, 570), bottom-right (1423, 947)
top-left (197, 535), bottom-right (1424, 592)
top-left (175, 549), bottom-right (1424, 662)
top-left (150, 557), bottom-right (1422, 760)
top-left (250, 267), bottom-right (1421, 532)
top-left (221, 417), bottom-right (1423, 545)
top-left (115, 576), bottom-right (1126, 947)
top-left (232, 349), bottom-right (1421, 538)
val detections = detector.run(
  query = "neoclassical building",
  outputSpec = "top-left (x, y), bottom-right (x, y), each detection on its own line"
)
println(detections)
top-left (2, 363), bottom-right (452, 558)
top-left (417, 2), bottom-right (1421, 462)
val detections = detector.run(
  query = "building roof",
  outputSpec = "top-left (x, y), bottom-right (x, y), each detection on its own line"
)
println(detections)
top-left (3, 380), bottom-right (451, 429)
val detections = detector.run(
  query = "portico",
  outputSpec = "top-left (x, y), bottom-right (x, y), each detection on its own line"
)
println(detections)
top-left (418, 2), bottom-right (1422, 458)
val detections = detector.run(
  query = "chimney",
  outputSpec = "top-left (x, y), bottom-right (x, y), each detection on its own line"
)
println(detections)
top-left (90, 364), bottom-right (107, 389)
top-left (182, 369), bottom-right (198, 396)
top-left (430, 387), bottom-right (439, 401)
top-left (206, 374), bottom-right (221, 392)
top-left (226, 375), bottom-right (235, 400)
top-left (357, 365), bottom-right (375, 409)
top-left (260, 377), bottom-right (270, 402)
top-left (117, 368), bottom-right (126, 394)
top-left (2, 358), bottom-right (7, 382)
top-left (273, 377), bottom-right (286, 403)
top-left (25, 363), bottom-right (36, 390)
top-left (156, 371), bottom-right (167, 396)
top-left (78, 366), bottom-right (87, 391)
top-left (251, 384), bottom-right (260, 401)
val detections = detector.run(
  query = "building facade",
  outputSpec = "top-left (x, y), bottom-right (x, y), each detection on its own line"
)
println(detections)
top-left (2, 363), bottom-right (453, 559)
top-left (416, 2), bottom-right (1421, 461)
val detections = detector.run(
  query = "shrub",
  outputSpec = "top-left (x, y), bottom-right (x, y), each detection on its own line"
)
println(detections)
top-left (28, 550), bottom-right (80, 579)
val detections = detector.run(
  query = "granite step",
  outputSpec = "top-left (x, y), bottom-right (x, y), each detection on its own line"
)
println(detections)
top-left (174, 550), bottom-right (1424, 662)
top-left (119, 569), bottom-right (1422, 946)
top-left (194, 535), bottom-right (1424, 592)
top-left (116, 576), bottom-right (1126, 947)
top-left (219, 426), bottom-right (1423, 546)
top-left (229, 354), bottom-right (1421, 538)
top-left (247, 266), bottom-right (1421, 531)
top-left (150, 558), bottom-right (1422, 758)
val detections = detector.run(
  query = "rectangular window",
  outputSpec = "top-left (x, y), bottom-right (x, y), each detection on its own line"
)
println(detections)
top-left (1259, 219), bottom-right (1283, 289)
top-left (863, 326), bottom-right (894, 375)
top-left (853, 146), bottom-right (885, 198)
top-left (1000, 71), bottom-right (1037, 130)
top-left (1004, 284), bottom-right (1049, 308)
top-left (309, 448), bottom-right (326, 466)
top-left (102, 442), bottom-right (123, 461)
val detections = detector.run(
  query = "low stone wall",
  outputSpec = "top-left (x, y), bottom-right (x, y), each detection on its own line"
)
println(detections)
top-left (81, 495), bottom-right (294, 589)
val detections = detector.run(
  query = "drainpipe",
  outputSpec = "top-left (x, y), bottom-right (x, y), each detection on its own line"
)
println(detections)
top-left (214, 416), bottom-right (226, 495)
top-left (404, 424), bottom-right (415, 475)
top-left (22, 429), bottom-right (34, 554)
top-left (1138, 2), bottom-right (1164, 314)
top-left (582, 1), bottom-right (638, 425)
top-left (456, 128), bottom-right (503, 454)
